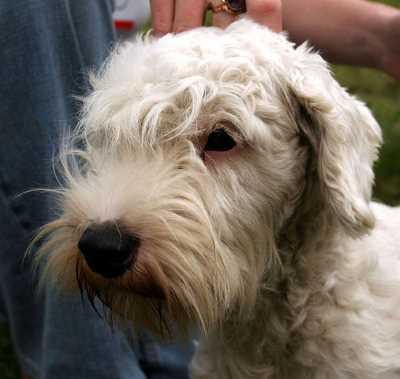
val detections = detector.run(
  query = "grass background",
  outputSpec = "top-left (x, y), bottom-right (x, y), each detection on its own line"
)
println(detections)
top-left (1, 1), bottom-right (399, 377)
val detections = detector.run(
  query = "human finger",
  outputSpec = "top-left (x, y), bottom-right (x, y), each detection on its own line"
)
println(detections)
top-left (150, 0), bottom-right (175, 36)
top-left (173, 0), bottom-right (208, 33)
top-left (209, 0), bottom-right (244, 28)
top-left (247, 0), bottom-right (282, 32)
top-left (212, 0), bottom-right (282, 31)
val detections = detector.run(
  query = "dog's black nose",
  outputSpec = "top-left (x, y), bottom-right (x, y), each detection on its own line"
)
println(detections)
top-left (78, 223), bottom-right (140, 278)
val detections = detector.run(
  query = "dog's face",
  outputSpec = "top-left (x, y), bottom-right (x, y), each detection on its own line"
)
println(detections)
top-left (36, 20), bottom-right (381, 335)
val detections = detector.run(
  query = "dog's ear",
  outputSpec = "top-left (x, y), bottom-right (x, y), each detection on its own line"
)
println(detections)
top-left (286, 46), bottom-right (382, 237)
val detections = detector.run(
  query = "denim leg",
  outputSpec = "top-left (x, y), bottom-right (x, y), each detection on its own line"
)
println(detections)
top-left (0, 1), bottom-right (193, 378)
top-left (138, 331), bottom-right (196, 379)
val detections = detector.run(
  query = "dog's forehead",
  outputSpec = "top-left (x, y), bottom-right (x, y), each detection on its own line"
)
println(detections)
top-left (83, 20), bottom-right (298, 145)
top-left (97, 20), bottom-right (294, 90)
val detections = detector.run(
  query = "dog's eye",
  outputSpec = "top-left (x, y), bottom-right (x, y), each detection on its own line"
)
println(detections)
top-left (204, 128), bottom-right (236, 152)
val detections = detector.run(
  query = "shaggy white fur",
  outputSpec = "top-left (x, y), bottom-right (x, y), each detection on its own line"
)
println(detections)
top-left (35, 19), bottom-right (400, 379)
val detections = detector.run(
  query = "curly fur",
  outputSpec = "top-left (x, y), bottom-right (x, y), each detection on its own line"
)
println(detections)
top-left (34, 19), bottom-right (400, 378)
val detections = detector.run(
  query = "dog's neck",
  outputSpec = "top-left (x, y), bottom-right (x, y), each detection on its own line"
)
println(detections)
top-left (208, 209), bottom-right (353, 377)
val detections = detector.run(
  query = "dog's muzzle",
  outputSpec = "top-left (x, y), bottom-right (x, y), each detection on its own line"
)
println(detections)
top-left (78, 223), bottom-right (140, 278)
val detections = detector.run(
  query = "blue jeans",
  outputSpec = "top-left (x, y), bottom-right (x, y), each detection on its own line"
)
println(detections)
top-left (0, 1), bottom-right (194, 378)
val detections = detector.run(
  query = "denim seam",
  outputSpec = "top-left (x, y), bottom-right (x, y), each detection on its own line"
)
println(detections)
top-left (63, 0), bottom-right (87, 71)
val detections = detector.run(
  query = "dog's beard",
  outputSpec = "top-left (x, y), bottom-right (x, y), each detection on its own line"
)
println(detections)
top-left (34, 193), bottom-right (274, 339)
top-left (58, 235), bottom-right (235, 338)
top-left (33, 189), bottom-right (254, 339)
top-left (74, 253), bottom-right (177, 337)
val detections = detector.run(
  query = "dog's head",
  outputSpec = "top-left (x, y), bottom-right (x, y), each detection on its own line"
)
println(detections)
top-left (35, 20), bottom-right (381, 335)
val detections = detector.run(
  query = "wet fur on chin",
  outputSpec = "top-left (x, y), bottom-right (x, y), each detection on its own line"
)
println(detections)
top-left (33, 19), bottom-right (400, 379)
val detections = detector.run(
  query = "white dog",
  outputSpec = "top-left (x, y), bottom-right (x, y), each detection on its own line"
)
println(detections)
top-left (36, 20), bottom-right (400, 379)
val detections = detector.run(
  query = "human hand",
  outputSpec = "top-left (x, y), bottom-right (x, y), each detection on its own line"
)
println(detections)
top-left (381, 13), bottom-right (400, 80)
top-left (150, 0), bottom-right (282, 36)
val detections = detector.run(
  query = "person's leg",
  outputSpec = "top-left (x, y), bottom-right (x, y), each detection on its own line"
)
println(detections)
top-left (137, 331), bottom-right (195, 379)
top-left (0, 1), bottom-right (193, 378)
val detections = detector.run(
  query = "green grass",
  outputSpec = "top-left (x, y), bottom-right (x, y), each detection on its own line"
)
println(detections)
top-left (339, 0), bottom-right (400, 204)
top-left (373, 0), bottom-right (399, 6)
top-left (1, 2), bottom-right (399, 377)
top-left (333, 66), bottom-right (400, 205)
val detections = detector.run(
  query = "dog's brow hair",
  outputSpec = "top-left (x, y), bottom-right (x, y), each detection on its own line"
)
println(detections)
top-left (77, 36), bottom-right (266, 150)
